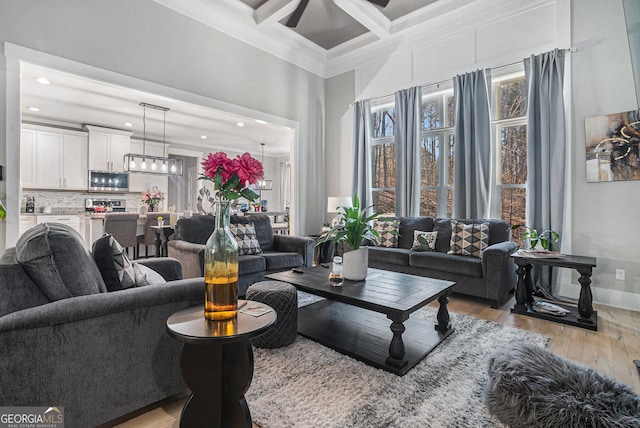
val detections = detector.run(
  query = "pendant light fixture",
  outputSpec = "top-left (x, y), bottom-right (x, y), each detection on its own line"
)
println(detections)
top-left (124, 102), bottom-right (183, 175)
top-left (258, 142), bottom-right (273, 191)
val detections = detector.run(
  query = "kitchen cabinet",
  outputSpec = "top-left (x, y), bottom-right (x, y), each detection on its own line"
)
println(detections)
top-left (128, 140), bottom-right (169, 195)
top-left (85, 125), bottom-right (132, 172)
top-left (21, 125), bottom-right (88, 190)
top-left (19, 215), bottom-right (37, 237)
top-left (36, 215), bottom-right (82, 237)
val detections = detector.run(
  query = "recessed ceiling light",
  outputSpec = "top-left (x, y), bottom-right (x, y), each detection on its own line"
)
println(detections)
top-left (256, 120), bottom-right (267, 125)
top-left (201, 135), bottom-right (207, 139)
top-left (36, 77), bottom-right (50, 85)
top-left (237, 122), bottom-right (245, 127)
top-left (124, 122), bottom-right (133, 127)
top-left (27, 106), bottom-right (40, 112)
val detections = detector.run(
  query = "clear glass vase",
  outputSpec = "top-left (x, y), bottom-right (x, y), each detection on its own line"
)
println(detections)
top-left (204, 200), bottom-right (239, 320)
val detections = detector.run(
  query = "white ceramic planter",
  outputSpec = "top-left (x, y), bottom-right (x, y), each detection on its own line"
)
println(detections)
top-left (342, 247), bottom-right (369, 281)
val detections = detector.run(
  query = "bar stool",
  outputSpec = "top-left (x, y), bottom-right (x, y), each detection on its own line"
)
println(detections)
top-left (137, 212), bottom-right (172, 257)
top-left (103, 213), bottom-right (141, 259)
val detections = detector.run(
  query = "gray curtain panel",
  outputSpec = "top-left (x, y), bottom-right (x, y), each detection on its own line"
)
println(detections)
top-left (453, 69), bottom-right (492, 218)
top-left (394, 86), bottom-right (422, 217)
top-left (352, 99), bottom-right (373, 213)
top-left (524, 49), bottom-right (566, 296)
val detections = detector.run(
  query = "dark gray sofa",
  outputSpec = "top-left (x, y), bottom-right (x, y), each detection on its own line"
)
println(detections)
top-left (368, 217), bottom-right (517, 308)
top-left (0, 226), bottom-right (204, 428)
top-left (168, 214), bottom-right (314, 296)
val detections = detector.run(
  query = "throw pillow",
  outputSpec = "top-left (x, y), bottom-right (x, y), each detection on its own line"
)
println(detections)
top-left (411, 230), bottom-right (438, 252)
top-left (133, 263), bottom-right (167, 286)
top-left (230, 222), bottom-right (262, 255)
top-left (92, 233), bottom-right (137, 291)
top-left (373, 218), bottom-right (400, 248)
top-left (448, 220), bottom-right (490, 258)
top-left (15, 223), bottom-right (107, 301)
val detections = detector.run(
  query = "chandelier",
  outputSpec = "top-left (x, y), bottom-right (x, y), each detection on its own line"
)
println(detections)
top-left (124, 102), bottom-right (183, 175)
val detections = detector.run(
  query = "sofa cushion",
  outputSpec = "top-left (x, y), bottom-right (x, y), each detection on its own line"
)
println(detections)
top-left (231, 214), bottom-right (274, 251)
top-left (15, 223), bottom-right (107, 301)
top-left (133, 263), bottom-right (167, 286)
top-left (448, 220), bottom-right (489, 258)
top-left (409, 252), bottom-right (483, 278)
top-left (230, 222), bottom-right (262, 255)
top-left (239, 254), bottom-right (267, 275)
top-left (373, 218), bottom-right (400, 248)
top-left (174, 215), bottom-right (215, 245)
top-left (411, 230), bottom-right (437, 252)
top-left (397, 217), bottom-right (434, 249)
top-left (0, 248), bottom-right (51, 317)
top-left (262, 251), bottom-right (304, 271)
top-left (92, 233), bottom-right (137, 291)
top-left (368, 247), bottom-right (412, 266)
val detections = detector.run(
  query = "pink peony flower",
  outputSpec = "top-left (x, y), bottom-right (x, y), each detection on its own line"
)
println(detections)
top-left (201, 152), bottom-right (233, 181)
top-left (233, 152), bottom-right (264, 185)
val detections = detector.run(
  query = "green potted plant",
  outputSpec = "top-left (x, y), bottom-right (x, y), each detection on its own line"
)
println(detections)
top-left (512, 225), bottom-right (560, 251)
top-left (316, 193), bottom-right (384, 280)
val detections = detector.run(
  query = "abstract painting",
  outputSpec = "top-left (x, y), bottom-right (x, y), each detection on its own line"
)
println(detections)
top-left (585, 109), bottom-right (640, 182)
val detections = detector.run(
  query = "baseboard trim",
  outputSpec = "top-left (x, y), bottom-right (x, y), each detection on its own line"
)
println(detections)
top-left (556, 281), bottom-right (640, 313)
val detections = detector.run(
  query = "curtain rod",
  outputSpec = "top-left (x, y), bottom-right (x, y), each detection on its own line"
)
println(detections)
top-left (360, 47), bottom-right (577, 105)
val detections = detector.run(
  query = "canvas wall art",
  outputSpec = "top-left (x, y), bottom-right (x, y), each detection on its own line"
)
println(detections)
top-left (585, 109), bottom-right (640, 182)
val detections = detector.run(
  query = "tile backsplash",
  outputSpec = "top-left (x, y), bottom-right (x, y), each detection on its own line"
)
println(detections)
top-left (21, 191), bottom-right (151, 214)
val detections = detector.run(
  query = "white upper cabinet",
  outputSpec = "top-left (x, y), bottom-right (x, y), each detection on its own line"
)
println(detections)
top-left (21, 125), bottom-right (88, 190)
top-left (85, 125), bottom-right (132, 172)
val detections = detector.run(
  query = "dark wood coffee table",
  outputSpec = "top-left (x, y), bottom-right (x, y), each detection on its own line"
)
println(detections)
top-left (266, 266), bottom-right (455, 376)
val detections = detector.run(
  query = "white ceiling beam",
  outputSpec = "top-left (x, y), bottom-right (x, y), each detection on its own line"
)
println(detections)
top-left (254, 0), bottom-right (299, 26)
top-left (333, 0), bottom-right (391, 40)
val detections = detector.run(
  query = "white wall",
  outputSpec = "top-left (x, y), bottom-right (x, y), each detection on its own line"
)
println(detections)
top-left (0, 0), bottom-right (325, 249)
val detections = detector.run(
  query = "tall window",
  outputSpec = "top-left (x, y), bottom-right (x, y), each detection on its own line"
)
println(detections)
top-left (419, 92), bottom-right (455, 217)
top-left (492, 74), bottom-right (527, 242)
top-left (370, 99), bottom-right (395, 214)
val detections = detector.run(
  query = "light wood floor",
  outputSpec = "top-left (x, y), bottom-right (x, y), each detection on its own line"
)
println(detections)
top-left (106, 295), bottom-right (640, 428)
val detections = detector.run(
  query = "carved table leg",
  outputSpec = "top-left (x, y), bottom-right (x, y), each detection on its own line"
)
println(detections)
top-left (436, 293), bottom-right (451, 332)
top-left (154, 231), bottom-right (162, 257)
top-left (385, 314), bottom-right (409, 369)
top-left (577, 266), bottom-right (594, 323)
top-left (179, 341), bottom-right (253, 428)
top-left (514, 262), bottom-right (529, 310)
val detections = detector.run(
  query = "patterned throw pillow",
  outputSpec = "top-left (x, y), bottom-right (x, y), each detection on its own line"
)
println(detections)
top-left (411, 230), bottom-right (438, 252)
top-left (132, 263), bottom-right (166, 286)
top-left (448, 220), bottom-right (490, 258)
top-left (230, 222), bottom-right (262, 255)
top-left (373, 218), bottom-right (400, 248)
top-left (92, 233), bottom-right (136, 291)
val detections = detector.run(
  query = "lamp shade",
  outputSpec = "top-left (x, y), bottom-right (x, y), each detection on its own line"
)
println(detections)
top-left (327, 196), bottom-right (353, 213)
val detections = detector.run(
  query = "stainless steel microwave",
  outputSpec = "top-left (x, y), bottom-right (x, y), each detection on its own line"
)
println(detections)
top-left (88, 170), bottom-right (129, 193)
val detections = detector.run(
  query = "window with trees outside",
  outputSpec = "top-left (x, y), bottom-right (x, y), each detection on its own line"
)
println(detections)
top-left (420, 92), bottom-right (455, 217)
top-left (370, 98), bottom-right (396, 214)
top-left (492, 74), bottom-right (527, 243)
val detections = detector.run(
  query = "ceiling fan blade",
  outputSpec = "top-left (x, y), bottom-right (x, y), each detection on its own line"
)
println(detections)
top-left (367, 0), bottom-right (390, 7)
top-left (285, 0), bottom-right (310, 28)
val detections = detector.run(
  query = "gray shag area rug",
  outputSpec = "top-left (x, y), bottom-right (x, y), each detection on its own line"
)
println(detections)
top-left (486, 343), bottom-right (640, 427)
top-left (246, 293), bottom-right (548, 428)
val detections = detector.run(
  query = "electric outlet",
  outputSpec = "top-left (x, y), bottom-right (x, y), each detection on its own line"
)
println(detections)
top-left (616, 269), bottom-right (625, 281)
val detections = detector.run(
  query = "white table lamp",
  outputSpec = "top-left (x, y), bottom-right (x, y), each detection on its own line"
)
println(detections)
top-left (327, 196), bottom-right (353, 227)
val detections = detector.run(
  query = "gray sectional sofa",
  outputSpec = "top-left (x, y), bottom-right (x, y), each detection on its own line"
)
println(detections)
top-left (0, 223), bottom-right (205, 427)
top-left (167, 213), bottom-right (314, 296)
top-left (368, 217), bottom-right (518, 308)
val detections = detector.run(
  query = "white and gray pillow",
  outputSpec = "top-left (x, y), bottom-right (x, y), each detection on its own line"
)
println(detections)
top-left (411, 230), bottom-right (438, 252)
top-left (230, 222), bottom-right (262, 255)
top-left (448, 220), bottom-right (490, 258)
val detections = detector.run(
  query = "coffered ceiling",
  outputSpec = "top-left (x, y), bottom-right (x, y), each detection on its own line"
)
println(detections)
top-left (154, 0), bottom-right (478, 77)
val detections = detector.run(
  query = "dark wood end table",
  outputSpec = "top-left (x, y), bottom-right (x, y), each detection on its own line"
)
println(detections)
top-left (166, 304), bottom-right (276, 428)
top-left (510, 253), bottom-right (598, 330)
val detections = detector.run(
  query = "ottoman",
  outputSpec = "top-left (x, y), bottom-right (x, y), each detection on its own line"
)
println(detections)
top-left (246, 281), bottom-right (298, 348)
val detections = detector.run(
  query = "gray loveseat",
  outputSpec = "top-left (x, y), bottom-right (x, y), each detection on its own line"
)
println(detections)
top-left (0, 223), bottom-right (204, 427)
top-left (168, 214), bottom-right (314, 296)
top-left (368, 217), bottom-right (517, 308)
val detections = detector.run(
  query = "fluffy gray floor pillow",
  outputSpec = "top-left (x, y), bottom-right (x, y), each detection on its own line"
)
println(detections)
top-left (485, 343), bottom-right (640, 427)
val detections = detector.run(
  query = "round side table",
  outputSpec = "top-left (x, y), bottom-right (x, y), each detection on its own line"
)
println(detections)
top-left (166, 304), bottom-right (276, 428)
